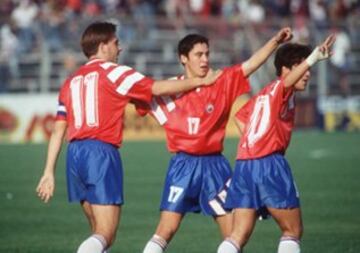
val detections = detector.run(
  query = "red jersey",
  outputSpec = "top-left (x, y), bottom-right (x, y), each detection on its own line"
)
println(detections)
top-left (56, 59), bottom-right (154, 147)
top-left (136, 65), bottom-right (250, 154)
top-left (236, 79), bottom-right (295, 159)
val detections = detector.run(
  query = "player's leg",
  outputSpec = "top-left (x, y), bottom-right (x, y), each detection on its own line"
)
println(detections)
top-left (268, 207), bottom-right (303, 253)
top-left (214, 213), bottom-right (232, 238)
top-left (217, 208), bottom-right (257, 253)
top-left (203, 154), bottom-right (234, 238)
top-left (77, 204), bottom-right (121, 253)
top-left (68, 140), bottom-right (124, 253)
top-left (261, 154), bottom-right (302, 253)
top-left (143, 211), bottom-right (184, 253)
top-left (143, 152), bottom-right (200, 253)
top-left (81, 201), bottom-right (95, 232)
top-left (217, 158), bottom-right (262, 253)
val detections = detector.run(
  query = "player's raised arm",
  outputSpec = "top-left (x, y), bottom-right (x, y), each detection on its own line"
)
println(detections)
top-left (151, 69), bottom-right (222, 96)
top-left (235, 118), bottom-right (246, 138)
top-left (36, 120), bottom-right (67, 203)
top-left (242, 27), bottom-right (292, 77)
top-left (283, 34), bottom-right (336, 88)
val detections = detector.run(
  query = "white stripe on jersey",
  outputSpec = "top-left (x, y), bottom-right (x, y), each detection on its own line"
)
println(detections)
top-left (58, 104), bottom-right (67, 113)
top-left (108, 65), bottom-right (132, 83)
top-left (100, 62), bottom-right (117, 70)
top-left (150, 99), bottom-right (167, 125)
top-left (116, 72), bottom-right (145, 95)
top-left (209, 199), bottom-right (226, 215)
top-left (161, 96), bottom-right (176, 112)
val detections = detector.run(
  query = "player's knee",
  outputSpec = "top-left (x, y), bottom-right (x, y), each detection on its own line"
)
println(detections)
top-left (282, 223), bottom-right (303, 239)
top-left (93, 228), bottom-right (117, 247)
top-left (230, 229), bottom-right (252, 247)
top-left (156, 223), bottom-right (180, 240)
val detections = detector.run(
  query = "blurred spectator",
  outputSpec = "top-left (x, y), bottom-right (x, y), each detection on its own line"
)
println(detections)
top-left (130, 0), bottom-right (157, 38)
top-left (309, 0), bottom-right (328, 28)
top-left (99, 0), bottom-right (120, 14)
top-left (0, 0), bottom-right (15, 18)
top-left (0, 24), bottom-right (19, 92)
top-left (65, 0), bottom-right (82, 18)
top-left (290, 0), bottom-right (309, 17)
top-left (244, 0), bottom-right (266, 24)
top-left (40, 0), bottom-right (66, 52)
top-left (222, 0), bottom-right (238, 20)
top-left (83, 0), bottom-right (102, 17)
top-left (58, 51), bottom-right (78, 83)
top-left (329, 0), bottom-right (351, 22)
top-left (292, 16), bottom-right (310, 44)
top-left (264, 0), bottom-right (290, 17)
top-left (330, 26), bottom-right (351, 96)
top-left (11, 0), bottom-right (39, 54)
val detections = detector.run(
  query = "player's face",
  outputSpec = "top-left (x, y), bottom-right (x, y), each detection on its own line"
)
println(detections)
top-left (181, 43), bottom-right (209, 78)
top-left (105, 37), bottom-right (122, 63)
top-left (292, 63), bottom-right (311, 91)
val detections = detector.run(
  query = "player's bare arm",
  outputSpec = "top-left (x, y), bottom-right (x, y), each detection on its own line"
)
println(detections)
top-left (234, 118), bottom-right (246, 138)
top-left (242, 27), bottom-right (292, 77)
top-left (151, 69), bottom-right (222, 95)
top-left (283, 34), bottom-right (336, 89)
top-left (36, 120), bottom-right (67, 203)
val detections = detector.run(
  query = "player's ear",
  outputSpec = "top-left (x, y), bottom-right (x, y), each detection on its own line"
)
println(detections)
top-left (180, 54), bottom-right (188, 65)
top-left (281, 66), bottom-right (291, 77)
top-left (98, 42), bottom-right (108, 55)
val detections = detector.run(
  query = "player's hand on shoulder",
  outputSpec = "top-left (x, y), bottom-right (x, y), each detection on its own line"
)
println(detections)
top-left (202, 68), bottom-right (223, 86)
top-left (36, 172), bottom-right (55, 203)
top-left (275, 27), bottom-right (293, 44)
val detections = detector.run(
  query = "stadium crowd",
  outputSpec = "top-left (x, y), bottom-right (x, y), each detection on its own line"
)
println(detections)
top-left (0, 0), bottom-right (358, 52)
top-left (0, 0), bottom-right (359, 93)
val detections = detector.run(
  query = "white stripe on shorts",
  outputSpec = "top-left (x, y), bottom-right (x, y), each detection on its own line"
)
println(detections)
top-left (209, 199), bottom-right (226, 215)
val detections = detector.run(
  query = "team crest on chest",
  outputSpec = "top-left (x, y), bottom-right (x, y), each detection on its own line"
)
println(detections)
top-left (206, 103), bottom-right (214, 113)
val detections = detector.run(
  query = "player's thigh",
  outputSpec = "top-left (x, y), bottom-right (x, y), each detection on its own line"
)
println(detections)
top-left (91, 204), bottom-right (121, 242)
top-left (155, 211), bottom-right (184, 241)
top-left (267, 207), bottom-right (303, 238)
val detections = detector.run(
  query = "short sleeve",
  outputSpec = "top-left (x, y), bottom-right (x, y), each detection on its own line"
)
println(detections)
top-left (223, 64), bottom-right (251, 102)
top-left (106, 64), bottom-right (155, 103)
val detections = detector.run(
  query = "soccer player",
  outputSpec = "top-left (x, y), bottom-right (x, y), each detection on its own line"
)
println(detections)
top-left (35, 21), bottom-right (221, 253)
top-left (139, 28), bottom-right (293, 253)
top-left (217, 35), bottom-right (335, 253)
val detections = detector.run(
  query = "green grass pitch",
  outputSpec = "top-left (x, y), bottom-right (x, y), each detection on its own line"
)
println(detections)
top-left (0, 131), bottom-right (359, 253)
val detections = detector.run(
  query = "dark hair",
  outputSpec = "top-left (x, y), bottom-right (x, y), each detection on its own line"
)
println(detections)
top-left (177, 34), bottom-right (209, 58)
top-left (81, 21), bottom-right (117, 58)
top-left (274, 43), bottom-right (312, 76)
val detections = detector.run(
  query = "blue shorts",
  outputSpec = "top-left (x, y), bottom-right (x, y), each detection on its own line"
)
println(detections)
top-left (225, 153), bottom-right (300, 215)
top-left (66, 139), bottom-right (123, 205)
top-left (160, 152), bottom-right (232, 216)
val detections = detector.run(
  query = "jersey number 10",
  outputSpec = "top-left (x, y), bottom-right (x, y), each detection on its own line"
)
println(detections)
top-left (70, 72), bottom-right (99, 129)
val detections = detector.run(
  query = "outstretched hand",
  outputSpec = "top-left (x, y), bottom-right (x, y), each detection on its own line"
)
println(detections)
top-left (306, 34), bottom-right (336, 66)
top-left (317, 34), bottom-right (336, 60)
top-left (202, 69), bottom-right (223, 86)
top-left (275, 27), bottom-right (293, 44)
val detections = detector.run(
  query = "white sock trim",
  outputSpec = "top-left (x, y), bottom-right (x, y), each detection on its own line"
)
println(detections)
top-left (77, 234), bottom-right (107, 253)
top-left (151, 234), bottom-right (168, 250)
top-left (92, 234), bottom-right (108, 248)
top-left (278, 236), bottom-right (300, 253)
